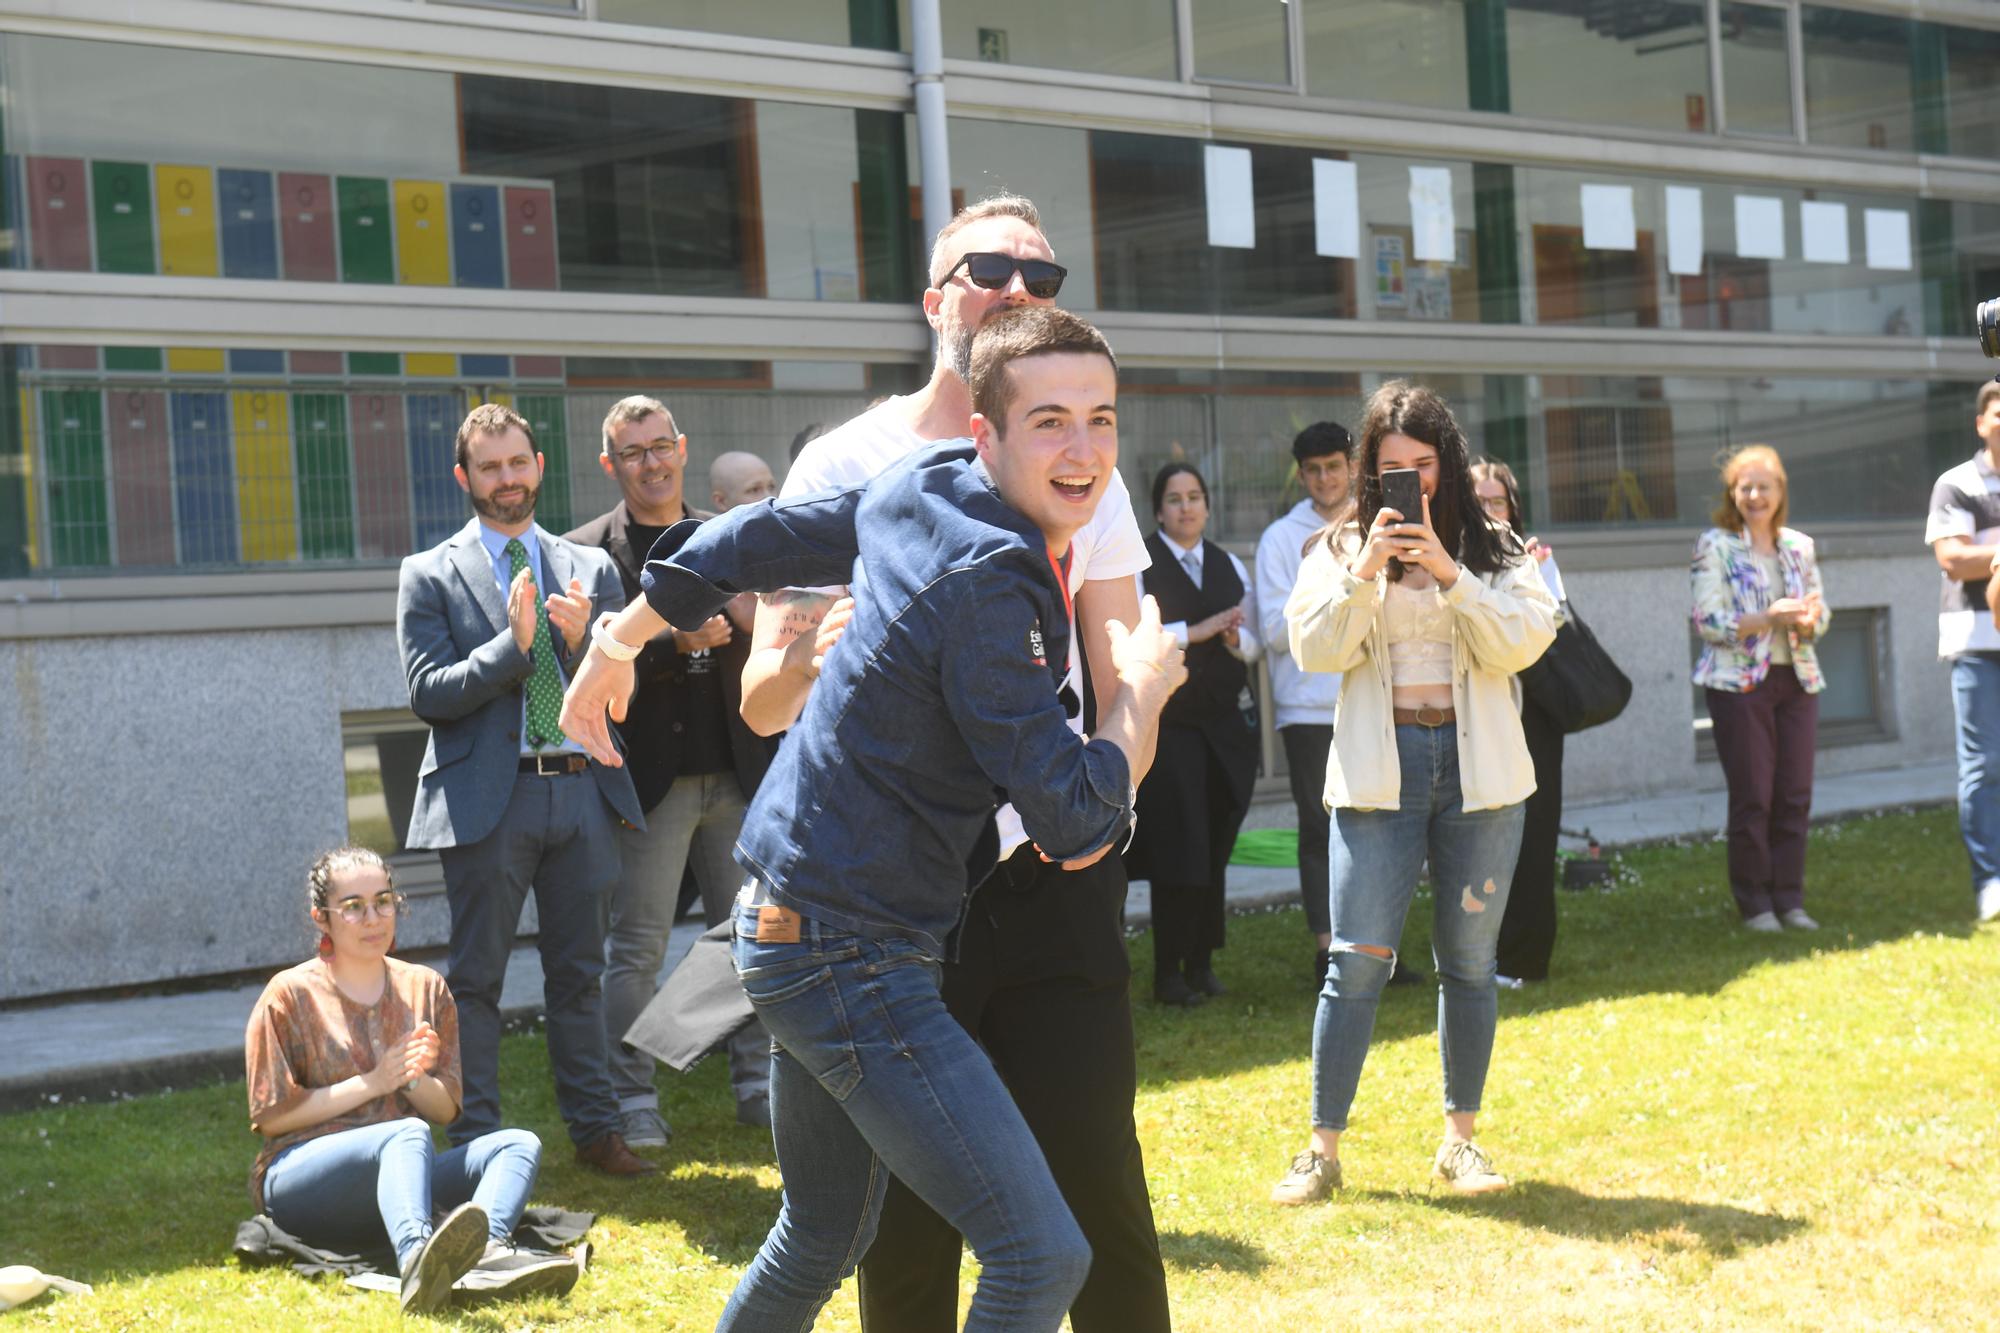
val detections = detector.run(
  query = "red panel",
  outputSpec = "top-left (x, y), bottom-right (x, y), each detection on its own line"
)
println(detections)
top-left (108, 389), bottom-right (176, 565)
top-left (348, 391), bottom-right (412, 559)
top-left (503, 185), bottom-right (557, 289)
top-left (36, 346), bottom-right (99, 371)
top-left (289, 350), bottom-right (344, 375)
top-left (278, 172), bottom-right (337, 283)
top-left (513, 355), bottom-right (565, 380)
top-left (26, 156), bottom-right (92, 272)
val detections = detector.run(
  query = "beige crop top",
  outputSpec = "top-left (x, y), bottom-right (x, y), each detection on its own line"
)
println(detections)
top-left (1383, 577), bottom-right (1454, 686)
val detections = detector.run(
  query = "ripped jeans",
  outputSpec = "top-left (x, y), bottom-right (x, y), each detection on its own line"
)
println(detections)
top-left (1311, 723), bottom-right (1526, 1132)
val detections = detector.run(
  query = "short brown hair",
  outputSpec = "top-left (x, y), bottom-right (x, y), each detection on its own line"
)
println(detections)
top-left (967, 306), bottom-right (1116, 428)
top-left (928, 194), bottom-right (1045, 287)
top-left (1977, 381), bottom-right (2000, 417)
top-left (455, 402), bottom-right (535, 471)
top-left (600, 395), bottom-right (676, 457)
top-left (1712, 444), bottom-right (1789, 533)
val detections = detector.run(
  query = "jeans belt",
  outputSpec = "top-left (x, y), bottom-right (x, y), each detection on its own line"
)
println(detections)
top-left (519, 752), bottom-right (589, 776)
top-left (1392, 705), bottom-right (1455, 728)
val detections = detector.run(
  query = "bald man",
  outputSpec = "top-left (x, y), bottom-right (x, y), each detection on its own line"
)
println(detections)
top-left (709, 451), bottom-right (776, 512)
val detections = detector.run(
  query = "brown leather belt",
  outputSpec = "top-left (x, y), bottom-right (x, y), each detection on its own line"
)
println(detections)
top-left (1393, 706), bottom-right (1456, 728)
top-left (519, 752), bottom-right (589, 776)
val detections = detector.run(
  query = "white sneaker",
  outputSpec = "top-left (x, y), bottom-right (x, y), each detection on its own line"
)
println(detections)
top-left (1979, 883), bottom-right (2000, 923)
top-left (1743, 911), bottom-right (1782, 933)
top-left (1779, 909), bottom-right (1819, 931)
top-left (1494, 974), bottom-right (1525, 990)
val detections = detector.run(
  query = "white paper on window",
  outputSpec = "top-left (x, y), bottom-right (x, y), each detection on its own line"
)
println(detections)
top-left (1580, 183), bottom-right (1636, 251)
top-left (1204, 144), bottom-right (1255, 250)
top-left (1734, 195), bottom-right (1785, 260)
top-left (1864, 208), bottom-right (1913, 271)
top-left (1665, 185), bottom-right (1704, 276)
top-left (1799, 200), bottom-right (1850, 264)
top-left (1407, 166), bottom-right (1456, 263)
top-left (1312, 158), bottom-right (1359, 260)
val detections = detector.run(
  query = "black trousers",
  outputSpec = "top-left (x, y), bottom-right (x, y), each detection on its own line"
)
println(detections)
top-left (1280, 723), bottom-right (1334, 938)
top-left (854, 846), bottom-right (1172, 1333)
top-left (1495, 699), bottom-right (1565, 981)
top-left (1141, 725), bottom-right (1254, 975)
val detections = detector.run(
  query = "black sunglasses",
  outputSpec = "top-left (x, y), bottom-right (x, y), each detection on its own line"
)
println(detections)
top-left (940, 252), bottom-right (1068, 300)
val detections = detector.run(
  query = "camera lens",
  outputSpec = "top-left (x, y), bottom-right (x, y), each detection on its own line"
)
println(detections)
top-left (1980, 297), bottom-right (2000, 359)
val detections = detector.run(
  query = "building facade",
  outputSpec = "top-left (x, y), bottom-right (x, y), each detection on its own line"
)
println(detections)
top-left (1, 0), bottom-right (1991, 999)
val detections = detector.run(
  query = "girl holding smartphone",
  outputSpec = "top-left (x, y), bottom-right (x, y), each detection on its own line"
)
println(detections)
top-left (1273, 381), bottom-right (1557, 1205)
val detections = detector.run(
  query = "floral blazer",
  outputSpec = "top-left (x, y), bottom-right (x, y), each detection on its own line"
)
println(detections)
top-left (1689, 526), bottom-right (1829, 695)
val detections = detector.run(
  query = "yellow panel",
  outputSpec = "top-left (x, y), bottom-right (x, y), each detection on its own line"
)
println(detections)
top-left (167, 347), bottom-right (226, 374)
top-left (19, 389), bottom-right (38, 569)
top-left (404, 353), bottom-right (457, 378)
top-left (155, 164), bottom-right (220, 277)
top-left (231, 389), bottom-right (298, 562)
top-left (486, 393), bottom-right (514, 410)
top-left (394, 179), bottom-right (449, 285)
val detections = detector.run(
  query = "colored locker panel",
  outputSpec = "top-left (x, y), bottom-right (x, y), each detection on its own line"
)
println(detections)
top-left (394, 180), bottom-right (449, 286)
top-left (106, 347), bottom-right (165, 373)
top-left (232, 389), bottom-right (297, 562)
top-left (517, 393), bottom-right (571, 532)
top-left (37, 346), bottom-right (98, 371)
top-left (514, 355), bottom-right (564, 380)
top-left (168, 348), bottom-right (227, 375)
top-left (41, 389), bottom-right (110, 568)
top-left (155, 164), bottom-right (219, 277)
top-left (348, 392), bottom-right (411, 558)
top-left (405, 353), bottom-right (456, 378)
top-left (278, 172), bottom-right (337, 283)
top-left (348, 352), bottom-right (400, 377)
top-left (19, 389), bottom-right (39, 568)
top-left (170, 391), bottom-right (238, 565)
top-left (336, 176), bottom-right (394, 285)
top-left (107, 389), bottom-right (176, 565)
top-left (2, 155), bottom-right (22, 270)
top-left (26, 156), bottom-right (91, 272)
top-left (289, 350), bottom-right (344, 376)
top-left (503, 185), bottom-right (558, 289)
top-left (218, 168), bottom-right (279, 279)
top-left (459, 354), bottom-right (510, 379)
top-left (91, 160), bottom-right (156, 274)
top-left (228, 349), bottom-right (285, 376)
top-left (406, 393), bottom-right (462, 548)
top-left (292, 393), bottom-right (355, 560)
top-left (450, 183), bottom-right (505, 288)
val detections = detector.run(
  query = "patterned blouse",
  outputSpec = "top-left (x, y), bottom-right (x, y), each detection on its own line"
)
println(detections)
top-left (1689, 526), bottom-right (1830, 695)
top-left (242, 956), bottom-right (462, 1207)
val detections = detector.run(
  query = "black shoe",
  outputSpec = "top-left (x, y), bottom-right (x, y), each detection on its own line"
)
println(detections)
top-left (1311, 948), bottom-right (1331, 990)
top-left (1185, 967), bottom-right (1227, 997)
top-left (1387, 958), bottom-right (1427, 987)
top-left (455, 1243), bottom-right (580, 1303)
top-left (400, 1201), bottom-right (489, 1315)
top-left (1153, 975), bottom-right (1208, 1007)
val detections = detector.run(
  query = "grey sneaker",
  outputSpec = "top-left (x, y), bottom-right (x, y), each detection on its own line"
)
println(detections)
top-left (454, 1242), bottom-right (580, 1302)
top-left (1270, 1150), bottom-right (1341, 1206)
top-left (1432, 1139), bottom-right (1509, 1195)
top-left (1743, 911), bottom-right (1782, 933)
top-left (1779, 909), bottom-right (1819, 931)
top-left (400, 1201), bottom-right (489, 1315)
top-left (619, 1106), bottom-right (670, 1150)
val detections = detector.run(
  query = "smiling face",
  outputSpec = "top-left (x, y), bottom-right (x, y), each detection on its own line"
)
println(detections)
top-left (1474, 476), bottom-right (1514, 526)
top-left (926, 215), bottom-right (1058, 380)
top-left (1298, 451), bottom-right (1354, 515)
top-left (314, 864), bottom-right (397, 964)
top-left (971, 350), bottom-right (1119, 553)
top-left (1156, 468), bottom-right (1208, 549)
top-left (1378, 432), bottom-right (1442, 500)
top-left (601, 410), bottom-right (689, 525)
top-left (1730, 461), bottom-right (1784, 534)
top-left (454, 425), bottom-right (543, 529)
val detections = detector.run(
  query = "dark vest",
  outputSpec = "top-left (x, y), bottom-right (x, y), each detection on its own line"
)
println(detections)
top-left (1143, 532), bottom-right (1252, 732)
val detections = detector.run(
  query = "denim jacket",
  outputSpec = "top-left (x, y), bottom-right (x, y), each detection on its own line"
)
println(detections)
top-left (640, 442), bottom-right (1136, 956)
top-left (1689, 526), bottom-right (1829, 695)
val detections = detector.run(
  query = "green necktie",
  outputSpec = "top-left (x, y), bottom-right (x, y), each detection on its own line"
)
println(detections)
top-left (506, 538), bottom-right (567, 749)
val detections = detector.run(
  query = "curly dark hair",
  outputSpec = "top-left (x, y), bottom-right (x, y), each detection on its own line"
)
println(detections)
top-left (1353, 380), bottom-right (1521, 580)
top-left (307, 846), bottom-right (394, 913)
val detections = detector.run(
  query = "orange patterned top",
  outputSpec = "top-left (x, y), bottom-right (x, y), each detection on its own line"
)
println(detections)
top-left (242, 956), bottom-right (462, 1207)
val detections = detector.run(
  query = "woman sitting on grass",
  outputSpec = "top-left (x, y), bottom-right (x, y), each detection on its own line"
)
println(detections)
top-left (244, 847), bottom-right (573, 1313)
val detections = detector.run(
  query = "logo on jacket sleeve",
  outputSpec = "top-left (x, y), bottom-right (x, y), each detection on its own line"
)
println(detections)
top-left (1028, 620), bottom-right (1046, 667)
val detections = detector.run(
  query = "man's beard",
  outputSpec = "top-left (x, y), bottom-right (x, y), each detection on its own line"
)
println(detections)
top-left (472, 480), bottom-right (538, 525)
top-left (943, 317), bottom-right (977, 382)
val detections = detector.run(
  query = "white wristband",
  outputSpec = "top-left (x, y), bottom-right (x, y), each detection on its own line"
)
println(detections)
top-left (593, 611), bottom-right (643, 662)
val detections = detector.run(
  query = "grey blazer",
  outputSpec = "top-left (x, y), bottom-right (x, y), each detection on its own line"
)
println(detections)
top-left (396, 518), bottom-right (644, 850)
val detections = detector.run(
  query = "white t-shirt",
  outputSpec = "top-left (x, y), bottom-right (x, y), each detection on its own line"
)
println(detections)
top-left (782, 395), bottom-right (1151, 856)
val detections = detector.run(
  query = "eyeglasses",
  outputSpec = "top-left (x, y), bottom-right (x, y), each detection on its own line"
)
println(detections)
top-left (940, 252), bottom-right (1068, 300)
top-left (327, 891), bottom-right (404, 924)
top-left (614, 441), bottom-right (680, 467)
top-left (1479, 496), bottom-right (1513, 518)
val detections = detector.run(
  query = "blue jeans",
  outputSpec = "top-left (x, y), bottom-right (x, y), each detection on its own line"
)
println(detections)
top-left (719, 907), bottom-right (1090, 1333)
top-left (1311, 724), bottom-right (1527, 1132)
top-left (1951, 654), bottom-right (2000, 896)
top-left (262, 1119), bottom-right (540, 1269)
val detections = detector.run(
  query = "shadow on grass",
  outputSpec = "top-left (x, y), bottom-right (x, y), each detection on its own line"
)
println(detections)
top-left (1426, 1180), bottom-right (1806, 1257)
top-left (1157, 1227), bottom-right (1270, 1275)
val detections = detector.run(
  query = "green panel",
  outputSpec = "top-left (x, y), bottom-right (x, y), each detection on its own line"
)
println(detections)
top-left (1917, 198), bottom-right (1955, 338)
top-left (348, 351), bottom-right (400, 376)
top-left (337, 175), bottom-right (395, 285)
top-left (1464, 0), bottom-right (1511, 114)
top-left (91, 160), bottom-right (156, 274)
top-left (517, 393), bottom-right (571, 532)
top-left (1482, 375), bottom-right (1532, 523)
top-left (105, 346), bottom-right (164, 373)
top-left (1472, 162), bottom-right (1520, 326)
top-left (291, 392), bottom-right (355, 559)
top-left (41, 388), bottom-right (110, 568)
top-left (854, 108), bottom-right (915, 304)
top-left (848, 0), bottom-right (899, 51)
top-left (1911, 21), bottom-right (1950, 156)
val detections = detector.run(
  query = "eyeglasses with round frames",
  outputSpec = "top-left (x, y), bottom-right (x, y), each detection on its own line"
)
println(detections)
top-left (326, 891), bottom-right (404, 924)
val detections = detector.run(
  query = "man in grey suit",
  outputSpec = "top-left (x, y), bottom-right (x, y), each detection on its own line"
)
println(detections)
top-left (396, 401), bottom-right (656, 1177)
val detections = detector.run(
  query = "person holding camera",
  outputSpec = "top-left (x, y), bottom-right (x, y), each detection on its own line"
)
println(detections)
top-left (1271, 382), bottom-right (1556, 1206)
top-left (1691, 445), bottom-right (1829, 934)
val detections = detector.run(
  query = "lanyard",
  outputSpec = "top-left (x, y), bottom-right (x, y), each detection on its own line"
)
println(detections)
top-left (1045, 544), bottom-right (1075, 636)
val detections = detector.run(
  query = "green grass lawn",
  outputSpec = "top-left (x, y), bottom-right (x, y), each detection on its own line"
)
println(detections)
top-left (5, 806), bottom-right (1997, 1330)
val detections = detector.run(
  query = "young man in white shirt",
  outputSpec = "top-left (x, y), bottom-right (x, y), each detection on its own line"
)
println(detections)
top-left (740, 196), bottom-right (1171, 1333)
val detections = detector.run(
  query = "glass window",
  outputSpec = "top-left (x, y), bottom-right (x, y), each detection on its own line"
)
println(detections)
top-left (1301, 0), bottom-right (1472, 113)
top-left (1507, 0), bottom-right (1711, 134)
top-left (941, 0), bottom-right (1179, 83)
top-left (596, 0), bottom-right (899, 50)
top-left (1802, 6), bottom-right (1914, 152)
top-left (1693, 607), bottom-right (1891, 749)
top-left (1943, 22), bottom-right (2000, 160)
top-left (1719, 2), bottom-right (1794, 137)
top-left (1191, 0), bottom-right (1291, 85)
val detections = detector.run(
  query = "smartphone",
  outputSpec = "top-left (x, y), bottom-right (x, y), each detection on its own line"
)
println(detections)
top-left (1379, 468), bottom-right (1422, 523)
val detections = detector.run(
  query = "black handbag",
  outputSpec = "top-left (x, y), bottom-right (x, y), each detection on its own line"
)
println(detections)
top-left (1518, 601), bottom-right (1632, 734)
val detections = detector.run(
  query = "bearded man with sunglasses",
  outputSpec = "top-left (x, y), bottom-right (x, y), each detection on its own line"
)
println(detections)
top-left (740, 196), bottom-right (1172, 1333)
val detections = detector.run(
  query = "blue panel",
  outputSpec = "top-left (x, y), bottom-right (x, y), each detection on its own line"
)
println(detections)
top-left (228, 349), bottom-right (285, 375)
top-left (217, 168), bottom-right (279, 279)
top-left (170, 391), bottom-right (238, 564)
top-left (406, 393), bottom-right (464, 548)
top-left (449, 183), bottom-right (505, 289)
top-left (458, 354), bottom-right (510, 378)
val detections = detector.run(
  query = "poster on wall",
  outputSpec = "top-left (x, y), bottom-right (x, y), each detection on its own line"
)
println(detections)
top-left (1375, 233), bottom-right (1406, 309)
top-left (1407, 262), bottom-right (1452, 321)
